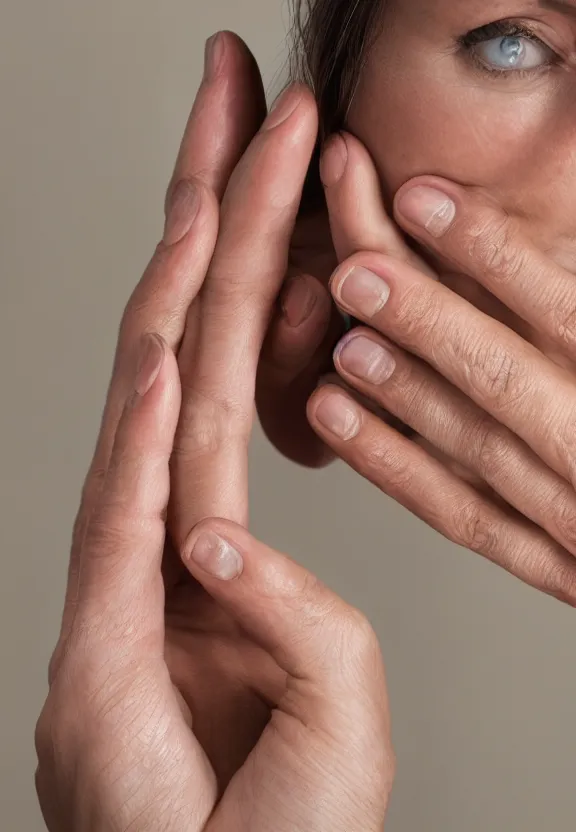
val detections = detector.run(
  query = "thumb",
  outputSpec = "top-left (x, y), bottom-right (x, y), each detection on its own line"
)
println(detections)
top-left (181, 518), bottom-right (385, 693)
top-left (182, 519), bottom-right (394, 832)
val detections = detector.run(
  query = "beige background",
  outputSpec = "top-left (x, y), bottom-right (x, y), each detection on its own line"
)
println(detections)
top-left (2, 1), bottom-right (575, 829)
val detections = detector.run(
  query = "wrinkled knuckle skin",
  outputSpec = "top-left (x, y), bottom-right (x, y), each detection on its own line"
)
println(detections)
top-left (475, 422), bottom-right (510, 481)
top-left (465, 339), bottom-right (527, 412)
top-left (540, 561), bottom-right (576, 607)
top-left (553, 301), bottom-right (576, 354)
top-left (450, 500), bottom-right (497, 555)
top-left (555, 419), bottom-right (576, 487)
top-left (173, 392), bottom-right (252, 460)
top-left (463, 213), bottom-right (524, 283)
top-left (83, 514), bottom-right (134, 563)
top-left (364, 441), bottom-right (417, 494)
top-left (553, 498), bottom-right (576, 555)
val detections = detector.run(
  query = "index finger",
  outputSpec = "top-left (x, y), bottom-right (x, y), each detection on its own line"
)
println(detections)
top-left (166, 31), bottom-right (266, 207)
top-left (394, 177), bottom-right (576, 357)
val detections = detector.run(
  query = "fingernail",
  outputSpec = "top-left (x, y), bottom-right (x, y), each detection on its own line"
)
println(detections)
top-left (335, 335), bottom-right (395, 384)
top-left (135, 334), bottom-right (164, 396)
top-left (333, 266), bottom-right (390, 318)
top-left (397, 186), bottom-right (456, 237)
top-left (314, 390), bottom-right (361, 440)
top-left (163, 180), bottom-right (200, 246)
top-left (203, 32), bottom-right (225, 82)
top-left (264, 87), bottom-right (302, 130)
top-left (320, 134), bottom-right (348, 187)
top-left (187, 531), bottom-right (243, 581)
top-left (281, 276), bottom-right (316, 328)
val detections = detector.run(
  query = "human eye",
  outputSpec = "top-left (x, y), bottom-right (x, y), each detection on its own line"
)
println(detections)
top-left (459, 20), bottom-right (559, 76)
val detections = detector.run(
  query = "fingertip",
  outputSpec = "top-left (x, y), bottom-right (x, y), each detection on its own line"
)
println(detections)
top-left (320, 133), bottom-right (348, 188)
top-left (280, 273), bottom-right (331, 331)
top-left (183, 521), bottom-right (245, 583)
top-left (128, 334), bottom-right (181, 439)
top-left (133, 333), bottom-right (166, 398)
top-left (306, 380), bottom-right (339, 425)
top-left (307, 382), bottom-right (363, 442)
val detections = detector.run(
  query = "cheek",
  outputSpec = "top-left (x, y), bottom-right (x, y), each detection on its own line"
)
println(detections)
top-left (348, 67), bottom-right (576, 247)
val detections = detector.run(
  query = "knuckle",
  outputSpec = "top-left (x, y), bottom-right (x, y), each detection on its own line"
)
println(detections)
top-left (450, 499), bottom-right (497, 554)
top-left (204, 262), bottom-right (280, 311)
top-left (340, 607), bottom-right (381, 662)
top-left (312, 598), bottom-right (380, 677)
top-left (463, 212), bottom-right (524, 282)
top-left (553, 299), bottom-right (576, 353)
top-left (174, 387), bottom-right (252, 460)
top-left (47, 641), bottom-right (67, 688)
top-left (555, 417), bottom-right (576, 485)
top-left (540, 560), bottom-right (576, 607)
top-left (34, 706), bottom-right (53, 763)
top-left (464, 338), bottom-right (528, 411)
top-left (288, 570), bottom-right (334, 621)
top-left (553, 497), bottom-right (576, 554)
top-left (84, 512), bottom-right (138, 559)
top-left (365, 438), bottom-right (416, 492)
top-left (474, 422), bottom-right (510, 480)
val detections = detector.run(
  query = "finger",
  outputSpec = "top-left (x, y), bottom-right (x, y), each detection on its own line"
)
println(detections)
top-left (171, 85), bottom-right (318, 543)
top-left (394, 176), bottom-right (576, 355)
top-left (329, 252), bottom-right (576, 487)
top-left (321, 132), bottom-right (436, 276)
top-left (307, 385), bottom-right (576, 606)
top-left (334, 329), bottom-right (576, 557)
top-left (166, 31), bottom-right (266, 206)
top-left (58, 185), bottom-right (218, 661)
top-left (182, 524), bottom-right (392, 832)
top-left (52, 335), bottom-right (180, 680)
top-left (257, 274), bottom-right (339, 467)
top-left (78, 336), bottom-right (180, 623)
top-left (181, 519), bottom-right (385, 691)
top-left (83, 184), bottom-right (218, 512)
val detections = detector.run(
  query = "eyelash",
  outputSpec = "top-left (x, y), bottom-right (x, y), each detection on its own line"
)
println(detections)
top-left (458, 19), bottom-right (560, 78)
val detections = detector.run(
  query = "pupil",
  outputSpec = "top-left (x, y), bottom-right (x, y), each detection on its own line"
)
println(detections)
top-left (500, 36), bottom-right (523, 66)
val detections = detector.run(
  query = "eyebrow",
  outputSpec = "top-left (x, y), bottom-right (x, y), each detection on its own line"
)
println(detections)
top-left (540, 0), bottom-right (576, 17)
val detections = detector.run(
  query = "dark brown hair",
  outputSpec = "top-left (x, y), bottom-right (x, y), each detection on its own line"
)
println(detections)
top-left (290, 0), bottom-right (383, 208)
top-left (290, 0), bottom-right (383, 139)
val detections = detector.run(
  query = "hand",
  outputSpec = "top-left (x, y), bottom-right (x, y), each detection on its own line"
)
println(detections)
top-left (35, 337), bottom-right (392, 831)
top-left (37, 37), bottom-right (393, 830)
top-left (307, 132), bottom-right (576, 605)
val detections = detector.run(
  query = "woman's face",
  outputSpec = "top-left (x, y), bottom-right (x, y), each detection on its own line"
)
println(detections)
top-left (349, 0), bottom-right (576, 278)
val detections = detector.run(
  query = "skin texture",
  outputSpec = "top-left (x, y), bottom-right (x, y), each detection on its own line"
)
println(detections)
top-left (261, 1), bottom-right (576, 460)
top-left (293, 0), bottom-right (576, 604)
top-left (35, 36), bottom-right (393, 831)
top-left (348, 0), bottom-right (576, 360)
top-left (37, 8), bottom-right (576, 823)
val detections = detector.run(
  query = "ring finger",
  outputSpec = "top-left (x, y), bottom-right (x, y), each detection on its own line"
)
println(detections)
top-left (171, 84), bottom-right (319, 548)
top-left (306, 385), bottom-right (576, 606)
top-left (334, 327), bottom-right (576, 558)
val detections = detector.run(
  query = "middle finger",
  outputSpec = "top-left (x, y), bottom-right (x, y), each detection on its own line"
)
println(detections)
top-left (171, 85), bottom-right (318, 547)
top-left (330, 251), bottom-right (576, 488)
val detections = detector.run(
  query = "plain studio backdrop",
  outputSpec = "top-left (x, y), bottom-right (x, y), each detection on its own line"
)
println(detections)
top-left (1, 1), bottom-right (575, 829)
